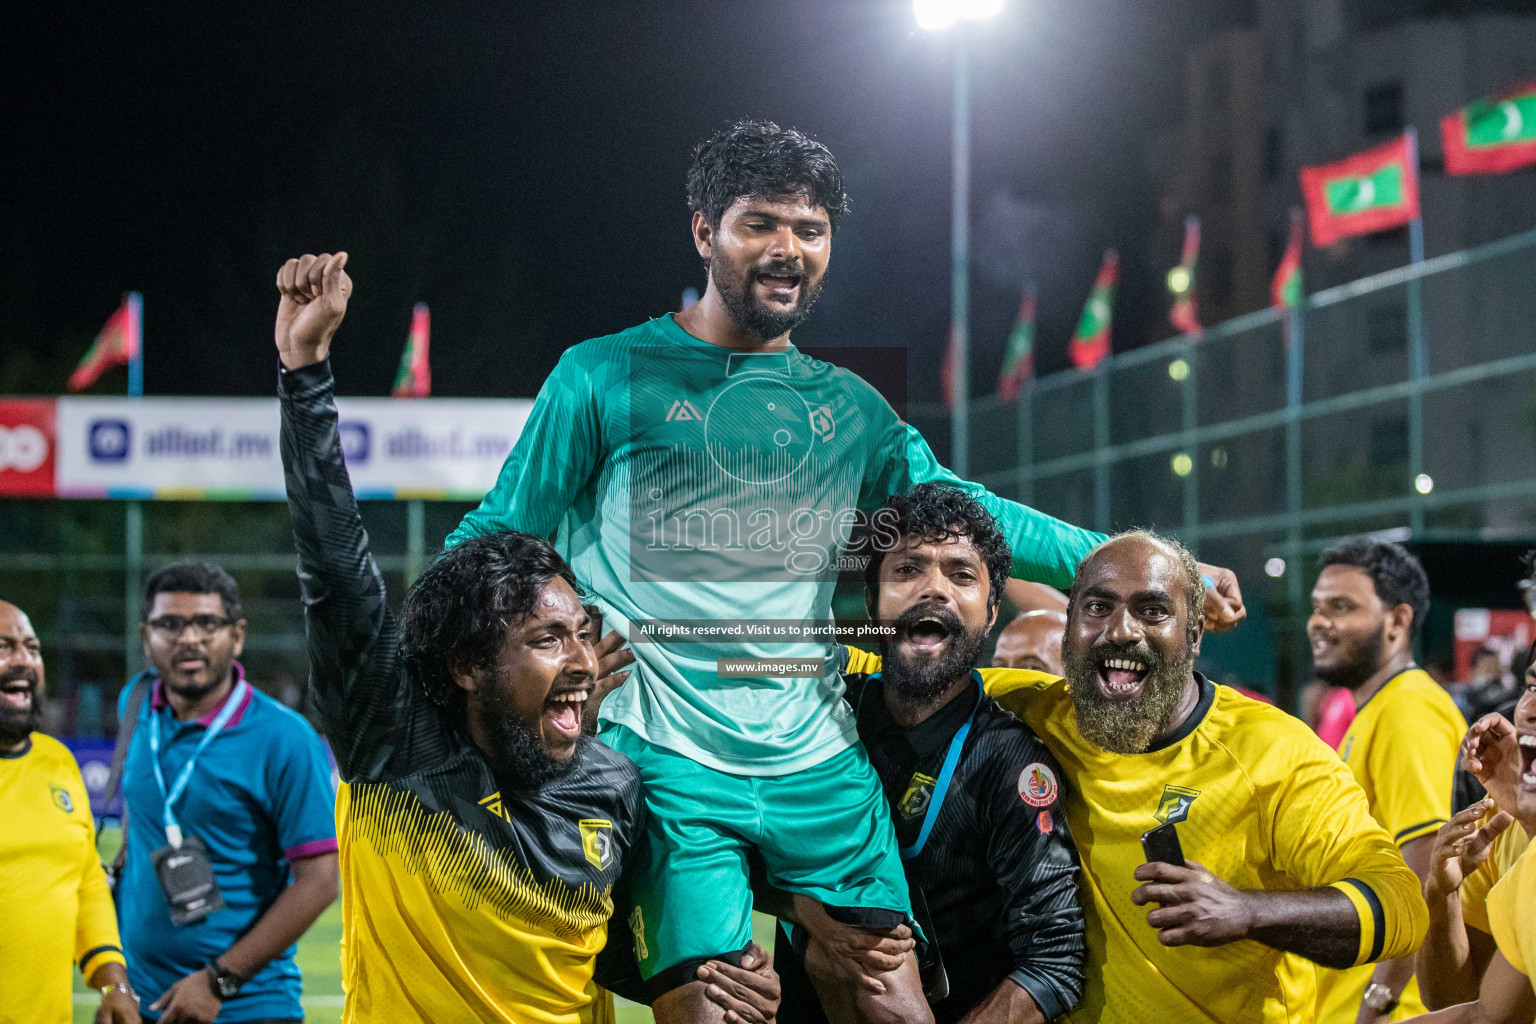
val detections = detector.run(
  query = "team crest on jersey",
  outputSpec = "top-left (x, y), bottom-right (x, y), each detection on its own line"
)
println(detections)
top-left (1154, 785), bottom-right (1201, 824)
top-left (477, 791), bottom-right (511, 824)
top-left (1018, 763), bottom-right (1059, 807)
top-left (898, 773), bottom-right (937, 819)
top-left (580, 818), bottom-right (614, 870)
top-left (51, 785), bottom-right (74, 813)
top-left (809, 405), bottom-right (836, 443)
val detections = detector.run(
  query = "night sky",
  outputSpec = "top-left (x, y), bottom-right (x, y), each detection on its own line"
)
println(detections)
top-left (4, 0), bottom-right (1249, 402)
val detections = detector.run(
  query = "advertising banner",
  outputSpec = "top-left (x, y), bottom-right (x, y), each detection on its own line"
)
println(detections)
top-left (0, 398), bottom-right (57, 496)
top-left (0, 395), bottom-right (532, 499)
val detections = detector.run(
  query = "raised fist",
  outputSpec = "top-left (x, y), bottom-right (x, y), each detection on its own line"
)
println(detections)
top-left (275, 252), bottom-right (351, 369)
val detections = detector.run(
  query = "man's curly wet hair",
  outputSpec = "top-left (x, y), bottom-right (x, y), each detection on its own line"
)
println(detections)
top-left (686, 119), bottom-right (850, 233)
top-left (863, 483), bottom-right (1013, 617)
top-left (400, 531), bottom-right (585, 720)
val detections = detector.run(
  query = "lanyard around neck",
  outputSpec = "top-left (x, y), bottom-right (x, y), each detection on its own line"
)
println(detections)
top-left (147, 676), bottom-right (248, 849)
top-left (859, 672), bottom-right (983, 862)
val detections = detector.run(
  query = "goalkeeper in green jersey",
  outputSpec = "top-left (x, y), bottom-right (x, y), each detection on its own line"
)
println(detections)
top-left (449, 120), bottom-right (1246, 1023)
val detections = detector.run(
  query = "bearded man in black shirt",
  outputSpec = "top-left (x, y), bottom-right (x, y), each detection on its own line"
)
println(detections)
top-left (774, 483), bottom-right (1086, 1024)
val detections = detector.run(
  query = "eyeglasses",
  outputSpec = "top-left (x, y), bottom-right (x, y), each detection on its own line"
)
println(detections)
top-left (147, 615), bottom-right (235, 637)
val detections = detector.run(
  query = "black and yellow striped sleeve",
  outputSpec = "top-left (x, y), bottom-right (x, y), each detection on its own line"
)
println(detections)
top-left (1266, 726), bottom-right (1427, 966)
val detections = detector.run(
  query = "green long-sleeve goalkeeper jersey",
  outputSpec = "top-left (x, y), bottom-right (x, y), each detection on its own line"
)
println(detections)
top-left (448, 314), bottom-right (1103, 775)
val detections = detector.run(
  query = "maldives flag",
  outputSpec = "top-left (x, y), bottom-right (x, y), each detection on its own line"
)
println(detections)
top-left (941, 325), bottom-right (959, 409)
top-left (391, 303), bottom-right (432, 398)
top-left (1300, 132), bottom-right (1421, 247)
top-left (1168, 216), bottom-right (1201, 337)
top-left (67, 293), bottom-right (141, 392)
top-left (1442, 79), bottom-right (1536, 175)
top-left (997, 284), bottom-right (1037, 401)
top-left (1069, 250), bottom-right (1118, 371)
top-left (1272, 208), bottom-right (1305, 309)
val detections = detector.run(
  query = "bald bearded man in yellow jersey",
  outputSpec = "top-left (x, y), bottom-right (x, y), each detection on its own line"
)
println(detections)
top-left (848, 529), bottom-right (1424, 1024)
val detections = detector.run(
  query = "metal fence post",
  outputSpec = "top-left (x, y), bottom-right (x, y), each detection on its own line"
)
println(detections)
top-left (124, 501), bottom-right (143, 675)
top-left (1285, 303), bottom-right (1306, 708)
top-left (1093, 364), bottom-right (1111, 532)
top-left (1408, 213), bottom-right (1427, 536)
top-left (1017, 387), bottom-right (1034, 507)
top-left (1181, 337), bottom-right (1200, 555)
top-left (405, 498), bottom-right (426, 585)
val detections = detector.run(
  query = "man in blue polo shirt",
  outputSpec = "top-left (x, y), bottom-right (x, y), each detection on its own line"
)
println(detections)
top-left (117, 562), bottom-right (338, 1023)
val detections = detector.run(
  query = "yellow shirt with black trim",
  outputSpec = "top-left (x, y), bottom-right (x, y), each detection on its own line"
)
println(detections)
top-left (1316, 669), bottom-right (1466, 1023)
top-left (981, 667), bottom-right (1425, 1024)
top-left (1460, 820), bottom-right (1529, 936)
top-left (0, 732), bottom-right (126, 1024)
top-left (1486, 836), bottom-right (1536, 991)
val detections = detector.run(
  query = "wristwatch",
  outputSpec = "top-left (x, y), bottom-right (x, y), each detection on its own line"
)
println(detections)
top-left (99, 982), bottom-right (139, 1004)
top-left (205, 959), bottom-right (243, 1000)
top-left (1362, 982), bottom-right (1399, 1016)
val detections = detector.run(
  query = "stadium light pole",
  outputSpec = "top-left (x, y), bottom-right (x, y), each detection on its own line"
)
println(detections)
top-left (915, 0), bottom-right (1004, 477)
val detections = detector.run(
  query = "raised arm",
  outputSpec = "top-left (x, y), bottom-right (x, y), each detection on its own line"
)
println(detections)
top-left (444, 344), bottom-right (604, 548)
top-left (864, 413), bottom-right (1245, 630)
top-left (274, 252), bottom-right (445, 781)
top-left (1418, 803), bottom-right (1511, 1009)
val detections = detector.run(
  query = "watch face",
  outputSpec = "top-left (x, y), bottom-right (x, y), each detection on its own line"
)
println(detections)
top-left (216, 975), bottom-right (239, 998)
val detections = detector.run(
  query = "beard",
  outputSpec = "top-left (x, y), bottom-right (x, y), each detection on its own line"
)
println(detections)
top-left (1313, 623), bottom-right (1386, 691)
top-left (477, 683), bottom-right (580, 790)
top-left (0, 667), bottom-right (42, 748)
top-left (1062, 636), bottom-right (1196, 754)
top-left (880, 603), bottom-right (989, 710)
top-left (709, 251), bottom-right (825, 341)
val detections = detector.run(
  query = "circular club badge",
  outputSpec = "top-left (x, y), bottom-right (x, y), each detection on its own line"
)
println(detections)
top-left (1018, 763), bottom-right (1059, 808)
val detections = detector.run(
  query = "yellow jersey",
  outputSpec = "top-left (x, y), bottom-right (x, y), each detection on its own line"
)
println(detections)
top-left (982, 668), bottom-right (1425, 1024)
top-left (1487, 837), bottom-right (1536, 991)
top-left (1461, 820), bottom-right (1529, 935)
top-left (1316, 669), bottom-right (1466, 1023)
top-left (0, 733), bottom-right (126, 1024)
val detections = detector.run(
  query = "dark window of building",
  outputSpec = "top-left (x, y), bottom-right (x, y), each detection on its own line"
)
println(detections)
top-left (1369, 415), bottom-right (1408, 466)
top-left (1365, 224), bottom-right (1410, 249)
top-left (1207, 152), bottom-right (1232, 197)
top-left (1265, 126), bottom-right (1282, 179)
top-left (1363, 81), bottom-right (1404, 136)
top-left (1207, 61), bottom-right (1229, 110)
top-left (1205, 247), bottom-right (1234, 309)
top-left (1367, 302), bottom-right (1407, 352)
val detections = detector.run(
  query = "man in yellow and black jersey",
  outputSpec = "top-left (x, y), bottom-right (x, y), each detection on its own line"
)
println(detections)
top-left (273, 253), bottom-right (644, 1024)
top-left (1308, 538), bottom-right (1467, 1023)
top-left (855, 529), bottom-right (1425, 1023)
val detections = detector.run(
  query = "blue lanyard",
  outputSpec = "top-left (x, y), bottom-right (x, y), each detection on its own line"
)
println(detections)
top-left (859, 671), bottom-right (983, 862)
top-left (147, 676), bottom-right (248, 849)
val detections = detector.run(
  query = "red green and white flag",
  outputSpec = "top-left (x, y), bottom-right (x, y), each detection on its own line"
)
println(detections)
top-left (1168, 215), bottom-right (1201, 337)
top-left (1069, 250), bottom-right (1118, 371)
top-left (1442, 79), bottom-right (1536, 175)
top-left (68, 293), bottom-right (141, 392)
top-left (941, 324), bottom-right (959, 409)
top-left (997, 284), bottom-right (1037, 401)
top-left (1300, 132), bottom-right (1421, 247)
top-left (392, 303), bottom-right (432, 398)
top-left (1272, 207), bottom-right (1305, 309)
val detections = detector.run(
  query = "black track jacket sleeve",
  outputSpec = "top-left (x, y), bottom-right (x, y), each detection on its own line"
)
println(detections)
top-left (984, 750), bottom-right (1085, 1020)
top-left (279, 359), bottom-right (451, 783)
